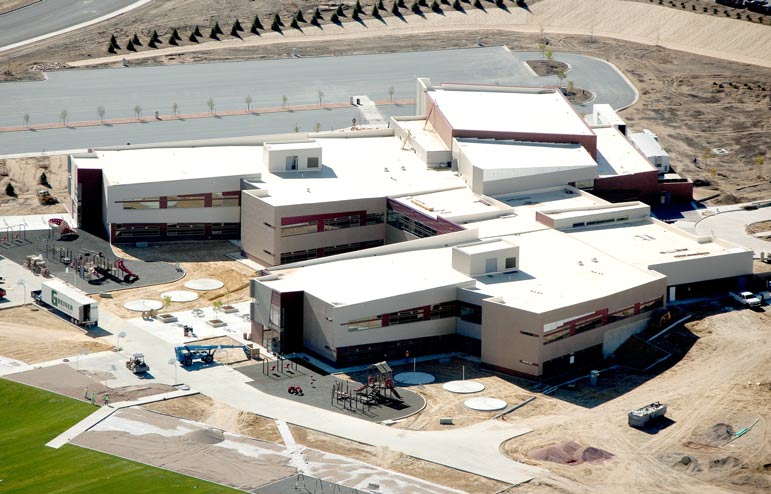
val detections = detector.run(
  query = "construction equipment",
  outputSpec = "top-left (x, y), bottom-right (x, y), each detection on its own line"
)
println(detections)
top-left (37, 190), bottom-right (57, 205)
top-left (173, 344), bottom-right (248, 367)
top-left (125, 353), bottom-right (150, 374)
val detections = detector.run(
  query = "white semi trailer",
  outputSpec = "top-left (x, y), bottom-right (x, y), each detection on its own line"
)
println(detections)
top-left (33, 280), bottom-right (98, 327)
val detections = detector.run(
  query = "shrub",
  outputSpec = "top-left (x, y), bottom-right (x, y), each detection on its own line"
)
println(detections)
top-left (5, 182), bottom-right (15, 197)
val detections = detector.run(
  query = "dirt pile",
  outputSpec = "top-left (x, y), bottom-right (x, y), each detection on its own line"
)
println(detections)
top-left (528, 441), bottom-right (614, 465)
top-left (184, 428), bottom-right (225, 444)
top-left (703, 423), bottom-right (734, 444)
top-left (708, 456), bottom-right (742, 470)
top-left (674, 455), bottom-right (702, 474)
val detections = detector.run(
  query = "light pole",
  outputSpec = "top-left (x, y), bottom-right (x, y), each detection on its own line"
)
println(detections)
top-left (168, 358), bottom-right (178, 386)
top-left (116, 331), bottom-right (126, 351)
top-left (16, 279), bottom-right (25, 305)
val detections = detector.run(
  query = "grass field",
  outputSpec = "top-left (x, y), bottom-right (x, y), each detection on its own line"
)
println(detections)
top-left (0, 379), bottom-right (242, 493)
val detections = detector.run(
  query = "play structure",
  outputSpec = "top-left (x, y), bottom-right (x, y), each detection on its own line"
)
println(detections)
top-left (262, 354), bottom-right (299, 378)
top-left (332, 361), bottom-right (403, 411)
top-left (114, 259), bottom-right (139, 283)
top-left (0, 224), bottom-right (28, 248)
top-left (174, 344), bottom-right (251, 367)
top-left (46, 244), bottom-right (140, 285)
top-left (24, 254), bottom-right (50, 277)
top-left (125, 353), bottom-right (150, 374)
top-left (47, 218), bottom-right (77, 239)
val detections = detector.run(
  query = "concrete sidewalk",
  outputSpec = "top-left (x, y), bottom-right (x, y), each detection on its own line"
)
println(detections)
top-left (46, 388), bottom-right (198, 449)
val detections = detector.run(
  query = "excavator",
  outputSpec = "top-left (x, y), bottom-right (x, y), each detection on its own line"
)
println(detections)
top-left (37, 190), bottom-right (57, 205)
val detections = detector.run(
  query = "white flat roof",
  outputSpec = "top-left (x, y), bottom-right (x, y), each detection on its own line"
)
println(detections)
top-left (456, 139), bottom-right (598, 174)
top-left (395, 119), bottom-right (449, 152)
top-left (566, 220), bottom-right (745, 269)
top-left (429, 89), bottom-right (594, 137)
top-left (468, 229), bottom-right (664, 314)
top-left (456, 239), bottom-right (516, 256)
top-left (541, 202), bottom-right (649, 222)
top-left (262, 248), bottom-right (474, 306)
top-left (247, 136), bottom-right (465, 206)
top-left (392, 187), bottom-right (508, 221)
top-left (595, 127), bottom-right (656, 176)
top-left (265, 141), bottom-right (321, 151)
top-left (80, 147), bottom-right (261, 186)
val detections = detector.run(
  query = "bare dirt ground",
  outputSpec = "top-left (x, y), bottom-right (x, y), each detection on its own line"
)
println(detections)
top-left (289, 424), bottom-right (510, 494)
top-left (0, 0), bottom-right (37, 15)
top-left (339, 357), bottom-right (550, 431)
top-left (0, 305), bottom-right (112, 363)
top-left (101, 241), bottom-right (258, 319)
top-left (0, 155), bottom-right (68, 215)
top-left (501, 306), bottom-right (771, 494)
top-left (143, 393), bottom-right (284, 443)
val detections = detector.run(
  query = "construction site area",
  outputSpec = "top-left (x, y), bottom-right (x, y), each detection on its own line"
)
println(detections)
top-left (1, 1), bottom-right (770, 493)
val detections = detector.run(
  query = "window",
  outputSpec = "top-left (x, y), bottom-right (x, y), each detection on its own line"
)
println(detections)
top-left (458, 302), bottom-right (482, 324)
top-left (211, 223), bottom-right (239, 236)
top-left (388, 308), bottom-right (424, 326)
top-left (430, 302), bottom-right (457, 320)
top-left (505, 257), bottom-right (517, 270)
top-left (387, 209), bottom-right (437, 238)
top-left (323, 214), bottom-right (360, 231)
top-left (280, 249), bottom-right (317, 264)
top-left (167, 223), bottom-right (205, 237)
top-left (307, 157), bottom-right (319, 168)
top-left (323, 243), bottom-right (359, 256)
top-left (211, 192), bottom-right (239, 207)
top-left (113, 224), bottom-right (160, 238)
top-left (281, 221), bottom-right (318, 237)
top-left (167, 194), bottom-right (206, 209)
top-left (119, 198), bottom-right (160, 210)
top-left (346, 316), bottom-right (383, 331)
top-left (365, 213), bottom-right (384, 225)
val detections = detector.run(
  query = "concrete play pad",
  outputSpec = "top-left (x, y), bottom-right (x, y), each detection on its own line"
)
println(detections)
top-left (124, 299), bottom-right (164, 312)
top-left (464, 397), bottom-right (507, 411)
top-left (443, 380), bottom-right (485, 394)
top-left (394, 372), bottom-right (435, 385)
top-left (160, 290), bottom-right (199, 302)
top-left (184, 278), bottom-right (224, 291)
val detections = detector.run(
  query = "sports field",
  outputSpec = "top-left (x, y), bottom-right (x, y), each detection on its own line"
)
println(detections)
top-left (0, 379), bottom-right (242, 493)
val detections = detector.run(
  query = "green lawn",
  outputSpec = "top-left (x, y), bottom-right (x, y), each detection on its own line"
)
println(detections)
top-left (0, 379), bottom-right (242, 493)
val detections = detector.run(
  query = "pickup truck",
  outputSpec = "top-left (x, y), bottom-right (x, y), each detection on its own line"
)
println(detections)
top-left (729, 291), bottom-right (762, 308)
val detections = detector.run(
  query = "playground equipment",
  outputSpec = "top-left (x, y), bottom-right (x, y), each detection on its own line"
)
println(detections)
top-left (262, 354), bottom-right (298, 377)
top-left (332, 361), bottom-right (403, 410)
top-left (48, 218), bottom-right (77, 239)
top-left (37, 190), bottom-right (57, 205)
top-left (173, 344), bottom-right (251, 367)
top-left (1, 224), bottom-right (27, 246)
top-left (125, 353), bottom-right (150, 374)
top-left (115, 259), bottom-right (139, 283)
top-left (50, 245), bottom-right (138, 285)
top-left (24, 254), bottom-right (50, 277)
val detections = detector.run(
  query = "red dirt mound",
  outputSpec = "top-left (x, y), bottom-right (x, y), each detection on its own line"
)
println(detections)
top-left (528, 441), bottom-right (613, 465)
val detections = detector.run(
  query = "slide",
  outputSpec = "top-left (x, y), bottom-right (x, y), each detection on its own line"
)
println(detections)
top-left (385, 379), bottom-right (402, 400)
top-left (115, 259), bottom-right (139, 283)
top-left (354, 383), bottom-right (368, 393)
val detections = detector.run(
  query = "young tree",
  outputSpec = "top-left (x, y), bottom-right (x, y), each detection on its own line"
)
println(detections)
top-left (473, 0), bottom-right (483, 9)
top-left (412, 0), bottom-right (422, 13)
top-left (23, 113), bottom-right (30, 128)
top-left (295, 9), bottom-right (306, 22)
top-left (5, 182), bottom-right (15, 197)
top-left (391, 2), bottom-right (400, 15)
top-left (253, 14), bottom-right (264, 30)
top-left (97, 105), bottom-right (106, 123)
top-left (148, 38), bottom-right (158, 48)
top-left (132, 33), bottom-right (142, 46)
top-left (313, 122), bottom-right (322, 133)
top-left (545, 49), bottom-right (553, 68)
top-left (209, 27), bottom-right (220, 40)
top-left (60, 110), bottom-right (68, 125)
top-left (39, 172), bottom-right (48, 186)
top-left (566, 80), bottom-right (575, 96)
top-left (231, 22), bottom-right (242, 37)
top-left (151, 30), bottom-right (161, 43)
top-left (189, 31), bottom-right (199, 43)
top-left (109, 34), bottom-right (120, 50)
top-left (452, 0), bottom-right (461, 9)
top-left (330, 12), bottom-right (340, 23)
top-left (556, 68), bottom-right (566, 87)
top-left (245, 95), bottom-right (253, 111)
top-left (234, 19), bottom-right (244, 31)
top-left (290, 17), bottom-right (300, 29)
top-left (336, 5), bottom-right (345, 16)
top-left (282, 95), bottom-right (288, 108)
top-left (169, 34), bottom-right (178, 45)
top-left (378, 0), bottom-right (386, 9)
top-left (431, 0), bottom-right (441, 11)
top-left (172, 28), bottom-right (182, 41)
top-left (271, 14), bottom-right (283, 31)
top-left (133, 105), bottom-right (142, 119)
top-left (213, 22), bottom-right (223, 35)
top-left (207, 97), bottom-right (215, 114)
top-left (372, 4), bottom-right (380, 16)
top-left (127, 39), bottom-right (136, 51)
top-left (172, 101), bottom-right (179, 117)
top-left (388, 86), bottom-right (395, 102)
top-left (193, 25), bottom-right (203, 37)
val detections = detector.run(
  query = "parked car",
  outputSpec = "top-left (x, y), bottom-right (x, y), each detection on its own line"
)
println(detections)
top-left (729, 291), bottom-right (762, 308)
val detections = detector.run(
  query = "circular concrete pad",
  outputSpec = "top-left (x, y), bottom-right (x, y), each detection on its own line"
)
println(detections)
top-left (394, 372), bottom-right (435, 385)
top-left (443, 380), bottom-right (485, 394)
top-left (465, 397), bottom-right (507, 411)
top-left (184, 278), bottom-right (224, 291)
top-left (124, 299), bottom-right (164, 312)
top-left (160, 290), bottom-right (199, 302)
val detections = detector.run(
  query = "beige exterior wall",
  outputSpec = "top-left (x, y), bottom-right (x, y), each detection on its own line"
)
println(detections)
top-left (241, 192), bottom-right (280, 266)
top-left (649, 249), bottom-right (753, 286)
top-left (481, 274), bottom-right (666, 377)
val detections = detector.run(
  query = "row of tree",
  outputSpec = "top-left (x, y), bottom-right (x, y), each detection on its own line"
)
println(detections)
top-left (108, 0), bottom-right (528, 53)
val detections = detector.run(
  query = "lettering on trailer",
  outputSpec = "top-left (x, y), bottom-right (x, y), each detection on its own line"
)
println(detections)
top-left (51, 289), bottom-right (74, 313)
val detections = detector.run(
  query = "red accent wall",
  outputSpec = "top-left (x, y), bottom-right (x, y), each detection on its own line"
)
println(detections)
top-left (387, 199), bottom-right (465, 235)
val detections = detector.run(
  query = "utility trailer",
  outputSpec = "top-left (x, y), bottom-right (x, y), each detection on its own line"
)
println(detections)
top-left (174, 344), bottom-right (248, 367)
top-left (628, 402), bottom-right (667, 428)
top-left (32, 280), bottom-right (98, 327)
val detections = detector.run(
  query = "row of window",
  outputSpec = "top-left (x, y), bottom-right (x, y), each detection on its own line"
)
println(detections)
top-left (345, 301), bottom-right (475, 332)
top-left (543, 297), bottom-right (663, 345)
top-left (113, 223), bottom-right (239, 239)
top-left (279, 240), bottom-right (384, 264)
top-left (386, 210), bottom-right (437, 238)
top-left (280, 213), bottom-right (385, 238)
top-left (119, 192), bottom-right (239, 210)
